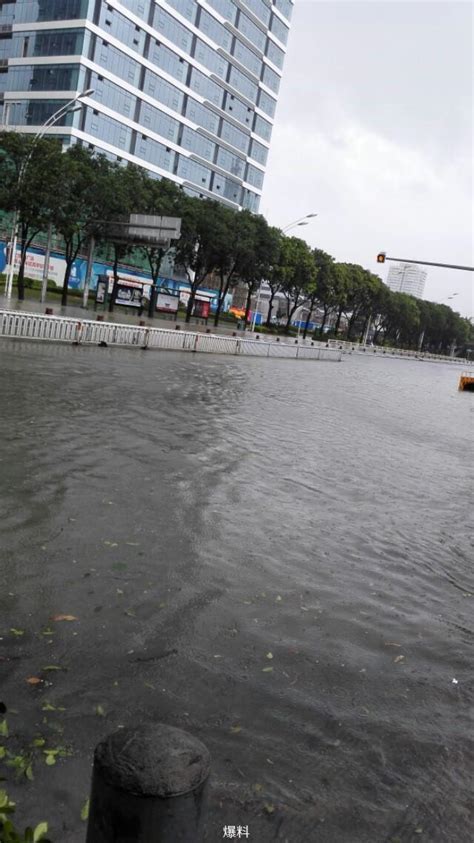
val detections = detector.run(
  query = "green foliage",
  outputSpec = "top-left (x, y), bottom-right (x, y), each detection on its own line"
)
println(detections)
top-left (277, 236), bottom-right (317, 332)
top-left (0, 133), bottom-right (468, 352)
top-left (0, 790), bottom-right (51, 843)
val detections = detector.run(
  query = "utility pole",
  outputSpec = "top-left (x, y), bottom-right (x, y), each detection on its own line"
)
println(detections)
top-left (377, 253), bottom-right (474, 272)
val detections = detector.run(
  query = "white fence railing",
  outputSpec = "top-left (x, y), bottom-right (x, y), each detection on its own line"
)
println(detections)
top-left (320, 337), bottom-right (468, 364)
top-left (0, 311), bottom-right (341, 362)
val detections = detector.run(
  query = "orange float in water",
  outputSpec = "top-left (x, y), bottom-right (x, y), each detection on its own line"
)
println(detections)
top-left (458, 372), bottom-right (474, 391)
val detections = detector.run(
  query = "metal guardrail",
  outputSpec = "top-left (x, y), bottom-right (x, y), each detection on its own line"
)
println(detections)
top-left (322, 337), bottom-right (469, 364)
top-left (0, 310), bottom-right (342, 362)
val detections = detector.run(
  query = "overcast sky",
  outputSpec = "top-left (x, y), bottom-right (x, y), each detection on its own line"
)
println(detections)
top-left (261, 1), bottom-right (473, 318)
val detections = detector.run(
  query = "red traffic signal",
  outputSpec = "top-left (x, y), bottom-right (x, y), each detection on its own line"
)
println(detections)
top-left (377, 252), bottom-right (386, 263)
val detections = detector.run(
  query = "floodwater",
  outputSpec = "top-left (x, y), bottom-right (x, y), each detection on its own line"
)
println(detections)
top-left (0, 341), bottom-right (472, 842)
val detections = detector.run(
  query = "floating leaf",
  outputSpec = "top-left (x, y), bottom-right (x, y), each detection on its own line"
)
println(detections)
top-left (26, 763), bottom-right (34, 781)
top-left (10, 628), bottom-right (25, 637)
top-left (262, 666), bottom-right (273, 673)
top-left (275, 596), bottom-right (282, 602)
top-left (42, 665), bottom-right (64, 672)
top-left (264, 803), bottom-right (275, 814)
top-left (42, 629), bottom-right (55, 636)
top-left (0, 747), bottom-right (6, 759)
top-left (44, 753), bottom-right (57, 766)
top-left (80, 798), bottom-right (90, 822)
top-left (103, 541), bottom-right (118, 547)
top-left (32, 738), bottom-right (46, 748)
top-left (26, 677), bottom-right (42, 685)
top-left (95, 705), bottom-right (106, 717)
top-left (394, 655), bottom-right (405, 664)
top-left (0, 720), bottom-right (8, 737)
top-left (253, 783), bottom-right (263, 793)
top-left (230, 725), bottom-right (241, 734)
top-left (266, 652), bottom-right (273, 660)
top-left (51, 614), bottom-right (78, 622)
top-left (33, 822), bottom-right (49, 842)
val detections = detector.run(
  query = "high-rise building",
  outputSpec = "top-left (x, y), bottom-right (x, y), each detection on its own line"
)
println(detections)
top-left (386, 263), bottom-right (427, 299)
top-left (0, 0), bottom-right (293, 212)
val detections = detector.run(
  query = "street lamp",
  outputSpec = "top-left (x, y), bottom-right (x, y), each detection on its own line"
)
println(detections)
top-left (282, 213), bottom-right (318, 234)
top-left (4, 88), bottom-right (93, 298)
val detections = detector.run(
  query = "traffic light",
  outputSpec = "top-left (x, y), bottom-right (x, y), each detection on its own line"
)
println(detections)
top-left (377, 252), bottom-right (386, 263)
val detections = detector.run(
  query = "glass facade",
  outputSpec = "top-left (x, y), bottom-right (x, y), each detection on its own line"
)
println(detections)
top-left (0, 0), bottom-right (293, 210)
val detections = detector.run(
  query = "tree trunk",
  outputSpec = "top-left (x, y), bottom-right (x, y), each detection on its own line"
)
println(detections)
top-left (318, 307), bottom-right (329, 338)
top-left (148, 248), bottom-right (164, 318)
top-left (17, 224), bottom-right (29, 301)
top-left (113, 249), bottom-right (120, 286)
top-left (244, 285), bottom-right (253, 325)
top-left (334, 305), bottom-right (344, 336)
top-left (61, 258), bottom-right (74, 307)
top-left (284, 298), bottom-right (304, 334)
top-left (214, 273), bottom-right (229, 328)
top-left (303, 303), bottom-right (314, 339)
top-left (185, 286), bottom-right (196, 323)
top-left (283, 298), bottom-right (292, 333)
top-left (265, 290), bottom-right (276, 328)
top-left (17, 242), bottom-right (27, 301)
top-left (359, 313), bottom-right (370, 343)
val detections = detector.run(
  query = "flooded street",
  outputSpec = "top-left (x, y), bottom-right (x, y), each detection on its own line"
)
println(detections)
top-left (0, 341), bottom-right (473, 842)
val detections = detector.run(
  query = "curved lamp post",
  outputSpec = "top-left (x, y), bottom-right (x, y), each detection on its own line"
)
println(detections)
top-left (5, 88), bottom-right (94, 298)
top-left (282, 213), bottom-right (318, 234)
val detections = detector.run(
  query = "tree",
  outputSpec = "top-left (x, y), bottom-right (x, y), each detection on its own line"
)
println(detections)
top-left (90, 160), bottom-right (150, 293)
top-left (210, 205), bottom-right (242, 327)
top-left (377, 291), bottom-right (420, 347)
top-left (213, 214), bottom-right (281, 328)
top-left (301, 249), bottom-right (334, 339)
top-left (263, 229), bottom-right (286, 328)
top-left (174, 198), bottom-right (222, 322)
top-left (336, 263), bottom-right (368, 339)
top-left (278, 237), bottom-right (316, 333)
top-left (239, 215), bottom-right (281, 326)
top-left (140, 177), bottom-right (183, 316)
top-left (51, 146), bottom-right (104, 306)
top-left (0, 132), bottom-right (62, 299)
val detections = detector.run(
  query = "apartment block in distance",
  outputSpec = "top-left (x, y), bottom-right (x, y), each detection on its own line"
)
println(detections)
top-left (386, 263), bottom-right (427, 299)
top-left (0, 0), bottom-right (293, 211)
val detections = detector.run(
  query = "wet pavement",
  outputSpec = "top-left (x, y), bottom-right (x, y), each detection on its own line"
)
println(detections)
top-left (0, 341), bottom-right (473, 842)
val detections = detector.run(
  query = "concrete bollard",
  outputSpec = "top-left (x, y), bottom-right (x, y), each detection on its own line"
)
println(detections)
top-left (86, 724), bottom-right (210, 843)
